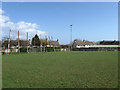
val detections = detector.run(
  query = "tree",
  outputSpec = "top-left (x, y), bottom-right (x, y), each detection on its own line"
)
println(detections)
top-left (32, 34), bottom-right (40, 46)
top-left (2, 37), bottom-right (9, 43)
top-left (2, 40), bottom-right (8, 48)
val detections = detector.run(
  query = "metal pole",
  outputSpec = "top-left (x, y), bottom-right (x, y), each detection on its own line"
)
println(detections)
top-left (70, 25), bottom-right (72, 51)
top-left (43, 36), bottom-right (45, 52)
top-left (27, 32), bottom-right (28, 53)
top-left (18, 31), bottom-right (20, 54)
top-left (8, 29), bottom-right (11, 54)
top-left (40, 34), bottom-right (42, 52)
top-left (49, 36), bottom-right (51, 50)
top-left (45, 35), bottom-right (47, 52)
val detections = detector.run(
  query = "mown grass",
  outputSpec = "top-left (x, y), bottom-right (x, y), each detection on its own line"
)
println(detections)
top-left (2, 51), bottom-right (118, 88)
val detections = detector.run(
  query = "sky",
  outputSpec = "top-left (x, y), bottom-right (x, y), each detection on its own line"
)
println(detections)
top-left (1, 2), bottom-right (118, 44)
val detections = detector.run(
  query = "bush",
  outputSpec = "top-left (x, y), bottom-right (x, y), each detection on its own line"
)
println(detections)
top-left (46, 47), bottom-right (54, 52)
top-left (20, 48), bottom-right (27, 52)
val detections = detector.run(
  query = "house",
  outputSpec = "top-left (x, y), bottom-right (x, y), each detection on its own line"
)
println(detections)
top-left (96, 40), bottom-right (119, 51)
top-left (29, 39), bottom-right (60, 52)
top-left (60, 45), bottom-right (70, 51)
top-left (72, 40), bottom-right (96, 51)
top-left (99, 40), bottom-right (119, 45)
top-left (39, 39), bottom-right (59, 47)
top-left (2, 40), bottom-right (30, 47)
top-left (48, 40), bottom-right (59, 47)
top-left (73, 40), bottom-right (119, 51)
top-left (19, 40), bottom-right (30, 47)
top-left (2, 40), bottom-right (30, 53)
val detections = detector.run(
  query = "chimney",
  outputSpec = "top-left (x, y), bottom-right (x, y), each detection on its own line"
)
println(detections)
top-left (18, 31), bottom-right (19, 41)
top-left (27, 32), bottom-right (28, 40)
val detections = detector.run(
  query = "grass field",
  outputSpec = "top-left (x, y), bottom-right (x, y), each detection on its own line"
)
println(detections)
top-left (2, 51), bottom-right (118, 88)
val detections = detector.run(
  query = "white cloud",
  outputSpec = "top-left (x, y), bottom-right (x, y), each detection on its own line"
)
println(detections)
top-left (0, 9), bottom-right (5, 14)
top-left (0, 9), bottom-right (46, 40)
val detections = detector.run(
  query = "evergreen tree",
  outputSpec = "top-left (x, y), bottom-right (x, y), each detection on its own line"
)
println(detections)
top-left (32, 34), bottom-right (40, 46)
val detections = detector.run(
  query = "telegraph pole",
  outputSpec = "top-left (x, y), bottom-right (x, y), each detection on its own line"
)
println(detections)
top-left (45, 35), bottom-right (47, 52)
top-left (48, 36), bottom-right (51, 49)
top-left (8, 29), bottom-right (11, 54)
top-left (70, 25), bottom-right (72, 51)
top-left (40, 34), bottom-right (42, 52)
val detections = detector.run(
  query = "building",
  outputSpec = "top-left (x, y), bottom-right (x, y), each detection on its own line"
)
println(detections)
top-left (99, 40), bottom-right (119, 45)
top-left (39, 39), bottom-right (59, 47)
top-left (2, 40), bottom-right (30, 53)
top-left (96, 40), bottom-right (119, 51)
top-left (47, 40), bottom-right (59, 47)
top-left (72, 40), bottom-right (119, 51)
top-left (29, 39), bottom-right (60, 52)
top-left (72, 40), bottom-right (97, 51)
top-left (60, 45), bottom-right (70, 51)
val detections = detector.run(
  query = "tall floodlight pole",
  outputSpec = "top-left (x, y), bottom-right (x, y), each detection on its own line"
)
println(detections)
top-left (27, 32), bottom-right (28, 53)
top-left (8, 29), bottom-right (11, 54)
top-left (18, 31), bottom-right (20, 54)
top-left (70, 25), bottom-right (72, 51)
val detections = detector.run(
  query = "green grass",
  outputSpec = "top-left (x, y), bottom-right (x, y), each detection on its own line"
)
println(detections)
top-left (2, 51), bottom-right (118, 88)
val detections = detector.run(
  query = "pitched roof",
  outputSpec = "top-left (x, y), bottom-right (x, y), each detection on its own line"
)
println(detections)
top-left (19, 40), bottom-right (30, 46)
top-left (74, 41), bottom-right (96, 46)
top-left (85, 41), bottom-right (96, 45)
top-left (99, 41), bottom-right (119, 45)
top-left (74, 41), bottom-right (85, 45)
top-left (49, 41), bottom-right (59, 46)
top-left (2, 40), bottom-right (30, 47)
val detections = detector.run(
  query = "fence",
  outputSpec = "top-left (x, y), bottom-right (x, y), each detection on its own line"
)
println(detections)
top-left (20, 47), bottom-right (61, 53)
